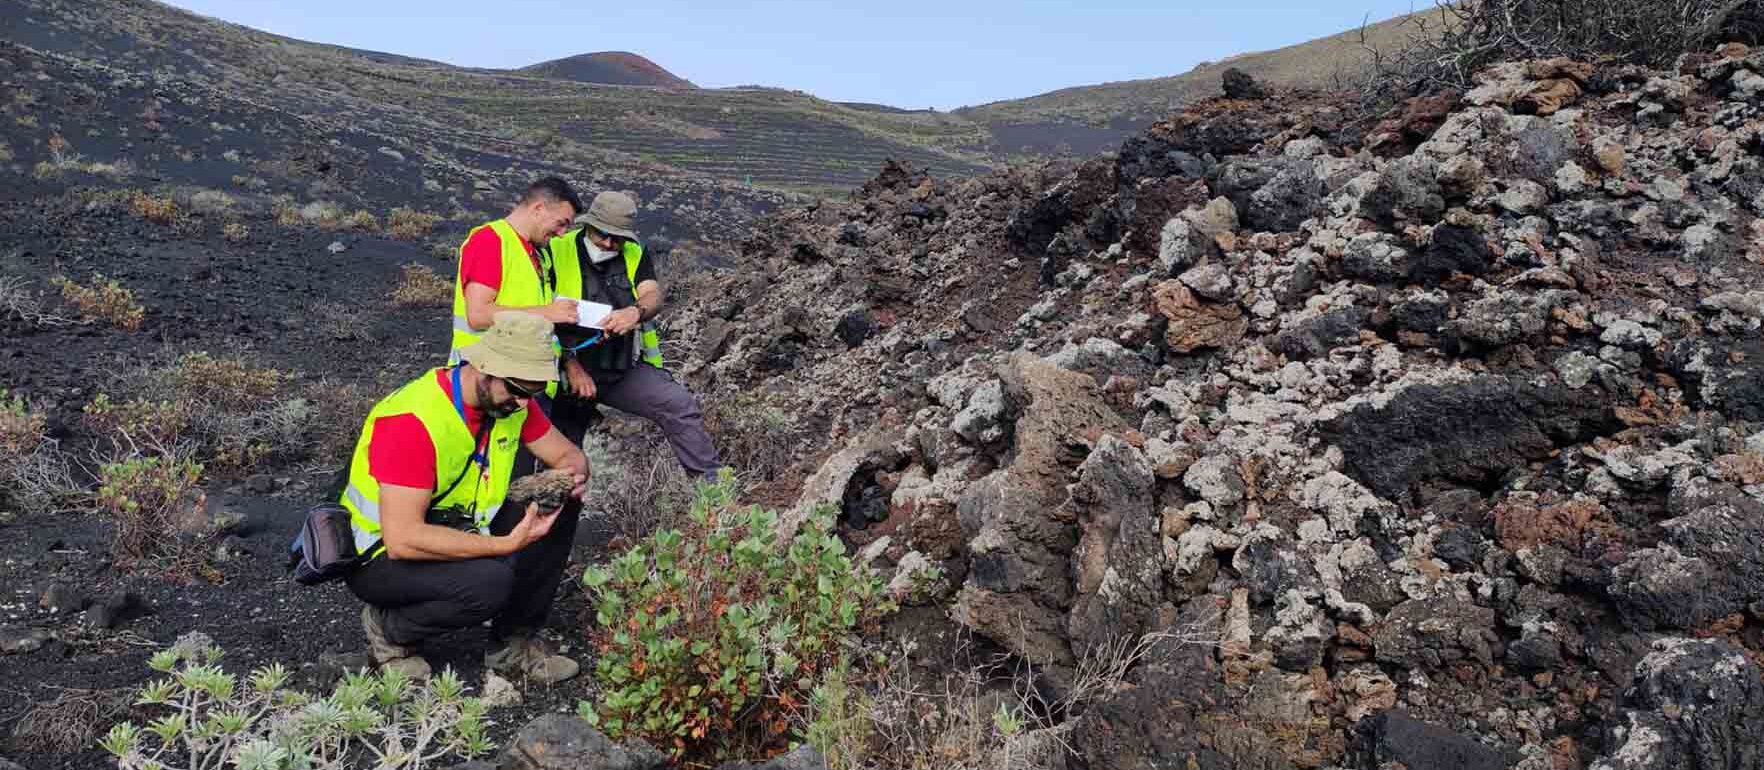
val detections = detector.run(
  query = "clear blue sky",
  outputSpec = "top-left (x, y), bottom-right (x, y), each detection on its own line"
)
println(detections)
top-left (162, 0), bottom-right (1424, 110)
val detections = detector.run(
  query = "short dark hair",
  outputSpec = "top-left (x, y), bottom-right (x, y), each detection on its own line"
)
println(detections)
top-left (521, 176), bottom-right (584, 215)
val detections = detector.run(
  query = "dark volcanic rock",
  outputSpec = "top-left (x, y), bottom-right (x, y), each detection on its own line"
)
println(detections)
top-left (1222, 68), bottom-right (1268, 99)
top-left (1359, 156), bottom-right (1445, 227)
top-left (83, 590), bottom-right (142, 629)
top-left (1413, 223), bottom-right (1493, 284)
top-left (1244, 159), bottom-right (1324, 232)
top-left (1273, 308), bottom-right (1368, 361)
top-left (1608, 483), bottom-right (1764, 631)
top-left (1005, 156), bottom-right (1117, 257)
top-left (1432, 526), bottom-right (1487, 571)
top-left (505, 470), bottom-right (578, 513)
top-left (38, 582), bottom-right (84, 615)
top-left (1668, 338), bottom-right (1764, 421)
top-left (1075, 615), bottom-right (1294, 770)
top-left (1374, 596), bottom-right (1496, 669)
top-left (1351, 710), bottom-right (1517, 770)
top-left (1591, 638), bottom-right (1764, 770)
top-left (834, 309), bottom-right (873, 348)
top-left (1326, 376), bottom-right (1619, 499)
top-left (0, 625), bottom-right (52, 655)
top-left (500, 715), bottom-right (667, 770)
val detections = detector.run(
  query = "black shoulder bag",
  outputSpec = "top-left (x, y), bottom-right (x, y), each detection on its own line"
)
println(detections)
top-left (289, 416), bottom-right (491, 585)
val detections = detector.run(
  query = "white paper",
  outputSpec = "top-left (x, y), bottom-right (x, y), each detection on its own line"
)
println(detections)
top-left (574, 300), bottom-right (613, 329)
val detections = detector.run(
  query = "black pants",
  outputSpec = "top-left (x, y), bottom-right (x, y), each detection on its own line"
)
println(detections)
top-left (515, 366), bottom-right (723, 480)
top-left (345, 499), bottom-right (579, 647)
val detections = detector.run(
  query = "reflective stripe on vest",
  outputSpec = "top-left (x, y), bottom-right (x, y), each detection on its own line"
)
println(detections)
top-left (339, 367), bottom-right (527, 560)
top-left (544, 229), bottom-right (663, 369)
top-left (450, 219), bottom-right (551, 365)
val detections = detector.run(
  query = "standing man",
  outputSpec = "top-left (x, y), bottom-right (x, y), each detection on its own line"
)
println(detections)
top-left (540, 191), bottom-right (723, 480)
top-left (342, 311), bottom-right (589, 683)
top-left (451, 176), bottom-right (584, 373)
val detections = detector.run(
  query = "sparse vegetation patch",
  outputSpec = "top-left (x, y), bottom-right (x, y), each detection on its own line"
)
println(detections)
top-left (390, 263), bottom-right (453, 307)
top-left (387, 206), bottom-right (442, 240)
top-left (54, 274), bottom-right (145, 331)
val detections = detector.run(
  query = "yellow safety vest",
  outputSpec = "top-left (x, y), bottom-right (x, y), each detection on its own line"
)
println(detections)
top-left (450, 219), bottom-right (552, 365)
top-left (545, 228), bottom-right (663, 368)
top-left (339, 367), bottom-right (529, 560)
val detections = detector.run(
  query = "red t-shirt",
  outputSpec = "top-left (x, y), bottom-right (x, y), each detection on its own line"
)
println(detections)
top-left (458, 226), bottom-right (541, 292)
top-left (367, 369), bottom-right (552, 490)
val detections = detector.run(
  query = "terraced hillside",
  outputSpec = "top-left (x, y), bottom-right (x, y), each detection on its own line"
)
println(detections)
top-left (3, 0), bottom-right (997, 192)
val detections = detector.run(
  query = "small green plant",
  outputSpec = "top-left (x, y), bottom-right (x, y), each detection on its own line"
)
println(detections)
top-left (0, 388), bottom-right (78, 514)
top-left (95, 455), bottom-right (206, 561)
top-left (579, 473), bottom-right (894, 761)
top-left (990, 703), bottom-right (1025, 738)
top-left (0, 388), bottom-right (46, 457)
top-left (54, 274), bottom-right (145, 330)
top-left (102, 636), bottom-right (494, 770)
top-left (84, 392), bottom-right (193, 457)
top-left (223, 222), bottom-right (250, 243)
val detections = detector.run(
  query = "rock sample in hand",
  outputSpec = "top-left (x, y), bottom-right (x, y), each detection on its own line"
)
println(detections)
top-left (505, 470), bottom-right (579, 513)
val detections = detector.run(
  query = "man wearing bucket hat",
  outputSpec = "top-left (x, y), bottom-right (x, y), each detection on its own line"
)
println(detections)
top-left (538, 190), bottom-right (723, 479)
top-left (339, 311), bottom-right (590, 683)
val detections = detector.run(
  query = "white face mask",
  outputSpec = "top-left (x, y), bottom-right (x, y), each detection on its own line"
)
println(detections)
top-left (585, 238), bottom-right (618, 264)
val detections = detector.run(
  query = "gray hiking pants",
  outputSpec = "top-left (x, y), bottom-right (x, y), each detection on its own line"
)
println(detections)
top-left (541, 365), bottom-right (723, 480)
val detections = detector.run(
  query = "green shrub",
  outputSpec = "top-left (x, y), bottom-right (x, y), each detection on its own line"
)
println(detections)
top-left (101, 636), bottom-right (494, 770)
top-left (0, 388), bottom-right (46, 458)
top-left (1, 389), bottom-right (77, 514)
top-left (95, 455), bottom-right (207, 562)
top-left (579, 473), bottom-right (894, 761)
top-left (54, 273), bottom-right (145, 330)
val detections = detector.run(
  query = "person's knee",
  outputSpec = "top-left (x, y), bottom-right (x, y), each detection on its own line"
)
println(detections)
top-left (455, 560), bottom-right (516, 620)
top-left (653, 382), bottom-right (704, 424)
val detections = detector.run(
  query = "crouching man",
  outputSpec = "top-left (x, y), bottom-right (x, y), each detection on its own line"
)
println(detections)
top-left (339, 311), bottom-right (589, 683)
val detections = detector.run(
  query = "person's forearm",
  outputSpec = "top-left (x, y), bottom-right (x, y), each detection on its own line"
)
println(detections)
top-left (635, 288), bottom-right (663, 322)
top-left (555, 448), bottom-right (589, 478)
top-left (467, 300), bottom-right (554, 331)
top-left (383, 522), bottom-right (511, 561)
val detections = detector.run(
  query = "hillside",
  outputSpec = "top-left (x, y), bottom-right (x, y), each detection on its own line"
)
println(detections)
top-left (0, 0), bottom-right (994, 193)
top-left (518, 51), bottom-right (697, 89)
top-left (958, 8), bottom-right (1449, 156)
top-left (0, 0), bottom-right (1443, 194)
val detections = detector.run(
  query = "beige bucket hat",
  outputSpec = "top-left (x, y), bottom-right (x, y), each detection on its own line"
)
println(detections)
top-left (458, 311), bottom-right (558, 383)
top-left (575, 191), bottom-right (639, 240)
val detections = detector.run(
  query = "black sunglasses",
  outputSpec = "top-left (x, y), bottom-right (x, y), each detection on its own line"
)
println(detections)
top-left (500, 378), bottom-right (542, 399)
top-left (588, 227), bottom-right (625, 247)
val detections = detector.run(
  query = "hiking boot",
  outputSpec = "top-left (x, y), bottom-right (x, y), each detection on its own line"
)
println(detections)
top-left (361, 605), bottom-right (432, 680)
top-left (485, 633), bottom-right (579, 684)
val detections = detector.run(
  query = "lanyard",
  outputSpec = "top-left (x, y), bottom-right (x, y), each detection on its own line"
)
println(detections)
top-left (449, 365), bottom-right (491, 472)
top-left (565, 331), bottom-right (604, 352)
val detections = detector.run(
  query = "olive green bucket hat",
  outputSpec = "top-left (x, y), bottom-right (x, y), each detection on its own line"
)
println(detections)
top-left (458, 311), bottom-right (558, 383)
top-left (575, 191), bottom-right (639, 240)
